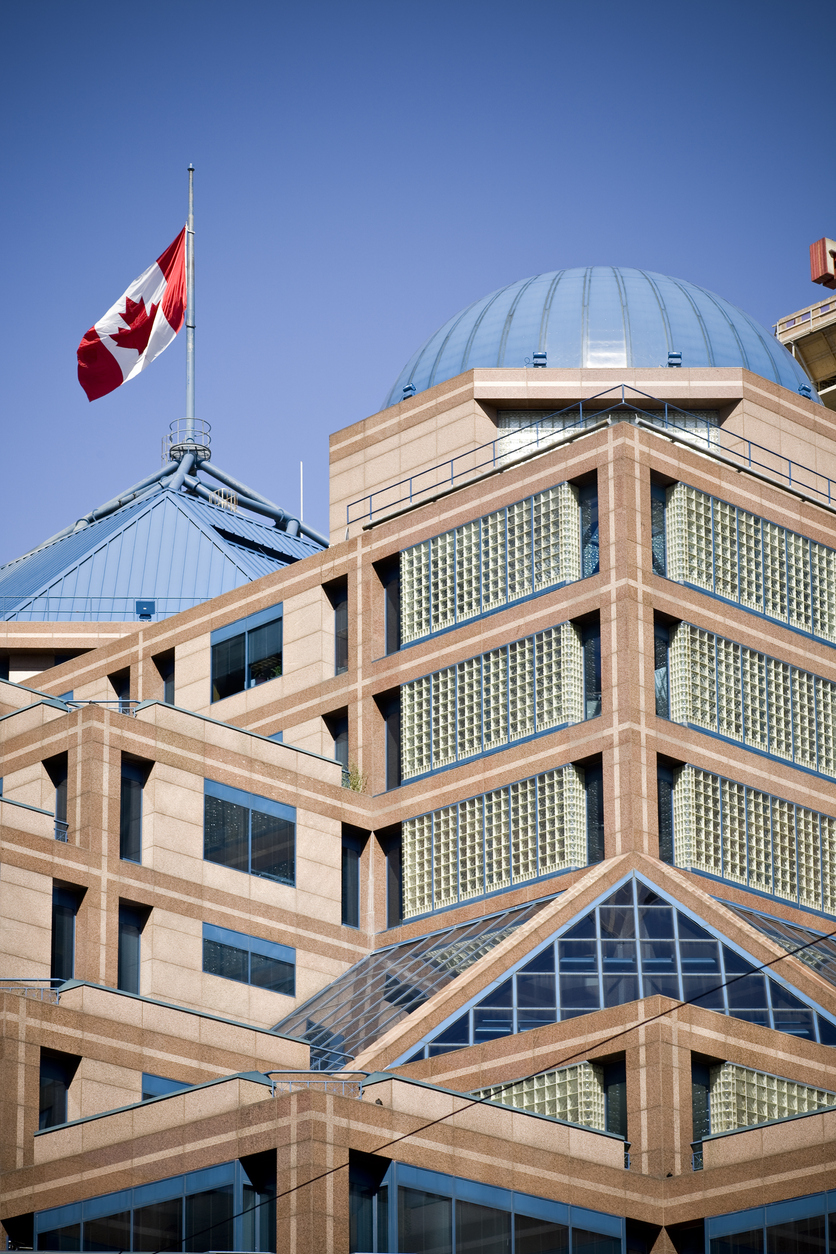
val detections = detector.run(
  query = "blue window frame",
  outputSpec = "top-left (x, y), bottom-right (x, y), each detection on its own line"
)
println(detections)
top-left (707, 1190), bottom-right (836, 1254)
top-left (33, 1158), bottom-right (276, 1251)
top-left (400, 874), bottom-right (836, 1063)
top-left (349, 1160), bottom-right (623, 1254)
top-left (204, 779), bottom-right (295, 886)
top-left (141, 1072), bottom-right (189, 1101)
top-left (211, 604), bottom-right (283, 702)
top-left (202, 923), bottom-right (295, 996)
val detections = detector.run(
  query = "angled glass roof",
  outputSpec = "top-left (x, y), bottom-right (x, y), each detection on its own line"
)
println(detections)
top-left (272, 897), bottom-right (552, 1068)
top-left (383, 267), bottom-right (817, 408)
top-left (399, 876), bottom-right (836, 1064)
top-left (719, 900), bottom-right (836, 988)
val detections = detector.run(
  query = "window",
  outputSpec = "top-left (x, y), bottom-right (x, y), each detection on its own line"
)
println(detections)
top-left (273, 898), bottom-right (546, 1068)
top-left (325, 580), bottom-right (349, 675)
top-left (142, 1073), bottom-right (189, 1101)
top-left (44, 753), bottom-right (68, 841)
top-left (211, 604), bottom-right (283, 702)
top-left (325, 711), bottom-right (349, 775)
top-left (109, 667), bottom-right (131, 714)
top-left (663, 482), bottom-right (836, 646)
top-left (33, 1157), bottom-right (276, 1252)
top-left (474, 1061), bottom-right (609, 1131)
top-left (399, 483), bottom-right (592, 648)
top-left (118, 902), bottom-right (149, 994)
top-left (154, 650), bottom-right (175, 704)
top-left (404, 875), bottom-right (836, 1063)
top-left (347, 1159), bottom-right (622, 1254)
top-left (650, 483), bottom-right (668, 576)
top-left (653, 623), bottom-right (669, 718)
top-left (400, 621), bottom-right (589, 783)
top-left (39, 1048), bottom-right (80, 1130)
top-left (377, 690), bottom-right (401, 790)
top-left (385, 829), bottom-right (403, 928)
top-left (342, 829), bottom-right (365, 928)
top-left (707, 1190), bottom-right (836, 1254)
top-left (696, 1060), bottom-right (836, 1137)
top-left (204, 780), bottom-right (295, 886)
top-left (378, 557), bottom-right (401, 655)
top-left (657, 766), bottom-right (674, 865)
top-left (401, 763), bottom-right (592, 918)
top-left (202, 923), bottom-right (295, 996)
top-left (51, 883), bottom-right (83, 983)
top-left (668, 622), bottom-right (836, 780)
top-left (120, 756), bottom-right (151, 863)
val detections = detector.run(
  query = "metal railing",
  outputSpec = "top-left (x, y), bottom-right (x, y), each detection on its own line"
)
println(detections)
top-left (0, 978), bottom-right (62, 1003)
top-left (346, 384), bottom-right (836, 527)
top-left (60, 698), bottom-right (142, 717)
top-left (264, 1070), bottom-right (367, 1098)
top-left (1, 595), bottom-right (209, 617)
top-left (0, 793), bottom-right (66, 841)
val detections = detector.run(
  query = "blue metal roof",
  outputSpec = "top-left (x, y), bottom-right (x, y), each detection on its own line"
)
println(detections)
top-left (0, 485), bottom-right (322, 622)
top-left (384, 267), bottom-right (818, 407)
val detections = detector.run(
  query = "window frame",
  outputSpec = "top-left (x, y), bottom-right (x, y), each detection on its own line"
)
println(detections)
top-left (203, 779), bottom-right (296, 887)
top-left (210, 603), bottom-right (283, 703)
top-left (202, 922), bottom-right (296, 997)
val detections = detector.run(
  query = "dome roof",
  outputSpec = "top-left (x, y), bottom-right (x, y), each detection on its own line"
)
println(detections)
top-left (384, 266), bottom-right (818, 407)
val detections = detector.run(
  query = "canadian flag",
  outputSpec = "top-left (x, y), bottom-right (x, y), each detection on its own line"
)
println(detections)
top-left (77, 228), bottom-right (187, 402)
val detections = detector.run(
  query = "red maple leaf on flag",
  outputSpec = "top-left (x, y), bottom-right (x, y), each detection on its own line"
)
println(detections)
top-left (111, 295), bottom-right (159, 354)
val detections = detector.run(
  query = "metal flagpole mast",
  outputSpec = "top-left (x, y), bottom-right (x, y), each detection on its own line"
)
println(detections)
top-left (185, 164), bottom-right (195, 442)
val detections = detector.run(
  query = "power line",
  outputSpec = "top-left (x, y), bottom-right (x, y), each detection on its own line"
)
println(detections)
top-left (137, 917), bottom-right (836, 1254)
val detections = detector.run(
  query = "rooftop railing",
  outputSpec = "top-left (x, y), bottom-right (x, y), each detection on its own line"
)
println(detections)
top-left (774, 297), bottom-right (836, 339)
top-left (0, 977), bottom-right (62, 1003)
top-left (0, 793), bottom-right (67, 841)
top-left (264, 1070), bottom-right (367, 1098)
top-left (346, 384), bottom-right (836, 527)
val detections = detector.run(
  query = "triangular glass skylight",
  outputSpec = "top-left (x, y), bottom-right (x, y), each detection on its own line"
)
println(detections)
top-left (719, 900), bottom-right (836, 987)
top-left (398, 875), bottom-right (836, 1064)
top-left (272, 896), bottom-right (552, 1069)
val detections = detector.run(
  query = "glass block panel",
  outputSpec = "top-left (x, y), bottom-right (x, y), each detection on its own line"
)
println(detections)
top-left (456, 656), bottom-right (482, 761)
top-left (482, 648), bottom-right (509, 752)
top-left (455, 521), bottom-right (481, 625)
top-left (713, 499), bottom-right (738, 602)
top-left (432, 667), bottom-right (458, 770)
top-left (507, 499), bottom-right (533, 602)
top-left (738, 511), bottom-right (763, 612)
top-left (430, 532), bottom-right (457, 634)
top-left (510, 777), bottom-right (538, 883)
top-left (484, 789), bottom-right (511, 892)
top-left (401, 541), bottom-right (431, 644)
top-left (509, 637), bottom-right (535, 741)
top-left (401, 676), bottom-right (432, 780)
top-left (786, 532), bottom-right (812, 634)
top-left (473, 1060), bottom-right (606, 1129)
top-left (763, 522), bottom-right (788, 621)
top-left (402, 815), bottom-right (433, 919)
top-left (459, 797), bottom-right (484, 901)
top-left (433, 807), bottom-right (459, 912)
top-left (709, 1061), bottom-right (836, 1134)
top-left (811, 542), bottom-right (836, 642)
top-left (481, 509), bottom-right (507, 614)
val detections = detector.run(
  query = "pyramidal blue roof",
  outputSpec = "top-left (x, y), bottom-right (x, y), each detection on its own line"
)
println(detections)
top-left (0, 479), bottom-right (323, 623)
top-left (384, 266), bottom-right (817, 407)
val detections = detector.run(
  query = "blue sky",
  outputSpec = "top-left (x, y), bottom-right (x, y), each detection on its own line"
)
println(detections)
top-left (1, 0), bottom-right (833, 563)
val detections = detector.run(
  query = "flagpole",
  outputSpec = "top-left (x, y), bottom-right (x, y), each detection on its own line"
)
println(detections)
top-left (185, 164), bottom-right (195, 443)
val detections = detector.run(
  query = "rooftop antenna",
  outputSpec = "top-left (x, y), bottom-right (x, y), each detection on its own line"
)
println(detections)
top-left (185, 163), bottom-right (196, 443)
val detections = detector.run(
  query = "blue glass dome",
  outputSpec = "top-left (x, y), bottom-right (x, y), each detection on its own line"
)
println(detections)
top-left (383, 267), bottom-right (818, 407)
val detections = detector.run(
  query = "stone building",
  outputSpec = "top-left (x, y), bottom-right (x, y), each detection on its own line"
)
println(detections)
top-left (1, 266), bottom-right (835, 1254)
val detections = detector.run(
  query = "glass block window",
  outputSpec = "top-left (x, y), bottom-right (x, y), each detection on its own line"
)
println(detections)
top-left (202, 923), bottom-right (295, 996)
top-left (401, 621), bottom-right (588, 781)
top-left (34, 1158), bottom-right (276, 1252)
top-left (402, 764), bottom-right (589, 918)
top-left (350, 1158), bottom-right (623, 1254)
top-left (667, 621), bottom-right (836, 779)
top-left (211, 604), bottom-right (283, 703)
top-left (473, 1061), bottom-right (607, 1130)
top-left (663, 483), bottom-right (836, 644)
top-left (706, 1061), bottom-right (836, 1135)
top-left (400, 483), bottom-right (592, 646)
top-left (271, 897), bottom-right (551, 1068)
top-left (204, 779), bottom-right (295, 886)
top-left (403, 876), bottom-right (836, 1063)
top-left (669, 764), bottom-right (836, 915)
